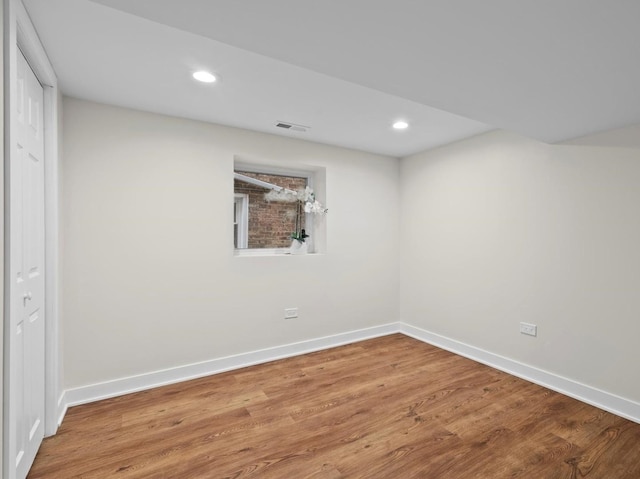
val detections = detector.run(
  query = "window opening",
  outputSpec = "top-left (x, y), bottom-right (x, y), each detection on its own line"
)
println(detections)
top-left (234, 170), bottom-right (309, 250)
top-left (234, 194), bottom-right (248, 249)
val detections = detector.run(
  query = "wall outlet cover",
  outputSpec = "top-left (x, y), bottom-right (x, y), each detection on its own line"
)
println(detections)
top-left (520, 322), bottom-right (537, 337)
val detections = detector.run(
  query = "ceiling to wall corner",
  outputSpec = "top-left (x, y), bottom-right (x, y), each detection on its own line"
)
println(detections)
top-left (23, 0), bottom-right (640, 157)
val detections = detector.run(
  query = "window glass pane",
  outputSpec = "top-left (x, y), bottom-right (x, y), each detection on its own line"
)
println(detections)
top-left (234, 171), bottom-right (308, 249)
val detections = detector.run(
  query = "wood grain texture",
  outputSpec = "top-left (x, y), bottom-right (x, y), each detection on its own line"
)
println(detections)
top-left (28, 334), bottom-right (640, 478)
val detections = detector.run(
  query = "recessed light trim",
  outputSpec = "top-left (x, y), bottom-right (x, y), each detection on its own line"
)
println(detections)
top-left (193, 71), bottom-right (217, 83)
top-left (393, 120), bottom-right (409, 130)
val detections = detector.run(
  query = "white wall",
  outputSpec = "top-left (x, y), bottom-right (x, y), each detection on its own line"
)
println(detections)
top-left (62, 97), bottom-right (400, 389)
top-left (61, 95), bottom-right (640, 413)
top-left (400, 130), bottom-right (640, 403)
top-left (562, 123), bottom-right (640, 149)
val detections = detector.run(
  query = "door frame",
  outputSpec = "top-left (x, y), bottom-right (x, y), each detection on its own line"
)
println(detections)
top-left (3, 0), bottom-right (60, 477)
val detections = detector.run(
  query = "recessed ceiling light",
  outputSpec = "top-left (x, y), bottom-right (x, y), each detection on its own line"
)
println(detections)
top-left (393, 121), bottom-right (409, 130)
top-left (193, 71), bottom-right (217, 83)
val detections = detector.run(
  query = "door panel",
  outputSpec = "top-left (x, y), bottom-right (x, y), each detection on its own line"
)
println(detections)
top-left (11, 49), bottom-right (46, 479)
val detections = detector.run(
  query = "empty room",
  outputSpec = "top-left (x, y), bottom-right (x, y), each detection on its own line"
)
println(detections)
top-left (3, 1), bottom-right (640, 478)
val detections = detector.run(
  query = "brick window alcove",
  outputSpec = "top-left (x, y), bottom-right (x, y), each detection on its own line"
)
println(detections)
top-left (234, 171), bottom-right (308, 249)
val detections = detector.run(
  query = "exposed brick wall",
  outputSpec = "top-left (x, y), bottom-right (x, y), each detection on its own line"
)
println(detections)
top-left (234, 171), bottom-right (307, 248)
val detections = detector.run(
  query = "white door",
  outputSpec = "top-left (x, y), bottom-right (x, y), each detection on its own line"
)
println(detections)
top-left (8, 49), bottom-right (46, 479)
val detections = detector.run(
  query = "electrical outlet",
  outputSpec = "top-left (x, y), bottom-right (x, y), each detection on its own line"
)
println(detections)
top-left (520, 322), bottom-right (537, 337)
top-left (284, 308), bottom-right (298, 319)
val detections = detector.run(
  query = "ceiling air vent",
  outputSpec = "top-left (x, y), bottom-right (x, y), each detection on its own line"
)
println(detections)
top-left (275, 121), bottom-right (309, 133)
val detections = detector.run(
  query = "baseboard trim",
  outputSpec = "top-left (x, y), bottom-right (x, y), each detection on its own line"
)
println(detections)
top-left (398, 322), bottom-right (640, 424)
top-left (56, 392), bottom-right (67, 429)
top-left (59, 321), bottom-right (640, 428)
top-left (63, 323), bottom-right (399, 410)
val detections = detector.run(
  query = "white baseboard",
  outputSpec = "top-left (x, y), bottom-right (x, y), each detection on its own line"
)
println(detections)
top-left (398, 322), bottom-right (640, 424)
top-left (44, 392), bottom-right (67, 438)
top-left (63, 323), bottom-right (399, 410)
top-left (59, 321), bottom-right (640, 427)
top-left (57, 392), bottom-right (67, 429)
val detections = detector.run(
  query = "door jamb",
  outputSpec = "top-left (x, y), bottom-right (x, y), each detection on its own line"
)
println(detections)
top-left (3, 0), bottom-right (60, 477)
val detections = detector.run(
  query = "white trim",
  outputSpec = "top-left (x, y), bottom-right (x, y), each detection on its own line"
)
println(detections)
top-left (234, 161), bottom-right (314, 183)
top-left (234, 172), bottom-right (296, 195)
top-left (4, 1), bottom-right (61, 477)
top-left (42, 83), bottom-right (60, 438)
top-left (64, 323), bottom-right (399, 407)
top-left (233, 193), bottom-right (248, 249)
top-left (398, 322), bottom-right (640, 425)
top-left (56, 391), bottom-right (67, 429)
top-left (14, 6), bottom-right (55, 87)
top-left (56, 322), bottom-right (640, 433)
top-left (234, 248), bottom-right (324, 257)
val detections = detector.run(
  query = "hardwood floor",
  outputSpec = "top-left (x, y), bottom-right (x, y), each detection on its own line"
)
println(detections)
top-left (28, 334), bottom-right (640, 478)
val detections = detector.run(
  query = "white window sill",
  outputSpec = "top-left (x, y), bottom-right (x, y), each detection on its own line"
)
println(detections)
top-left (234, 249), bottom-right (321, 257)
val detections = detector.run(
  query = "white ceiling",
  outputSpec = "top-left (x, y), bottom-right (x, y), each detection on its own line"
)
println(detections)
top-left (23, 0), bottom-right (640, 157)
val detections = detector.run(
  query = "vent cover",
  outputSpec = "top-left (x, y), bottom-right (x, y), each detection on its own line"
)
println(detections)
top-left (275, 121), bottom-right (309, 133)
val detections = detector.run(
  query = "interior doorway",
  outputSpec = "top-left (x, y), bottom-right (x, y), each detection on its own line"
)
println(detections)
top-left (4, 2), bottom-right (61, 478)
top-left (8, 47), bottom-right (47, 479)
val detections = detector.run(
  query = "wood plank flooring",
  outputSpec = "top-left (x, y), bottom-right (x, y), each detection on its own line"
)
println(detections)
top-left (28, 334), bottom-right (640, 478)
